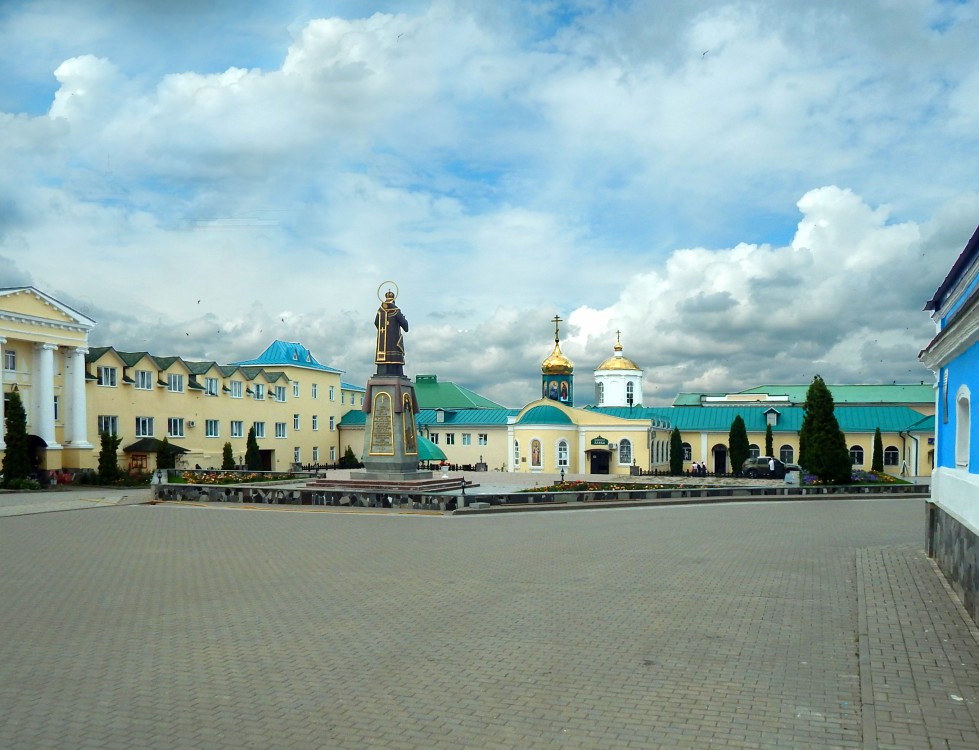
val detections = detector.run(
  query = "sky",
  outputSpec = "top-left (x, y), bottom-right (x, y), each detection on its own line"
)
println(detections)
top-left (2, 0), bottom-right (978, 407)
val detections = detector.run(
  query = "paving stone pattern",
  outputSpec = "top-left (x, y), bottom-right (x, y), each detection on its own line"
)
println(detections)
top-left (0, 498), bottom-right (975, 749)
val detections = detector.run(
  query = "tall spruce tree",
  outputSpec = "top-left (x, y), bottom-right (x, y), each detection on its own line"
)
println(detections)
top-left (221, 441), bottom-right (235, 470)
top-left (871, 427), bottom-right (884, 472)
top-left (765, 424), bottom-right (774, 457)
top-left (729, 415), bottom-right (749, 475)
top-left (245, 426), bottom-right (261, 470)
top-left (156, 436), bottom-right (176, 470)
top-left (97, 430), bottom-right (122, 483)
top-left (2, 389), bottom-right (32, 485)
top-left (669, 427), bottom-right (684, 475)
top-left (799, 375), bottom-right (852, 483)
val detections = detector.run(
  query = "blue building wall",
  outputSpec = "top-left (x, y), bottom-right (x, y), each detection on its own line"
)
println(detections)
top-left (937, 341), bottom-right (979, 471)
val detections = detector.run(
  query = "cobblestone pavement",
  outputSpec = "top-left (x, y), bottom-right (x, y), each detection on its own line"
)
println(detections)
top-left (1, 497), bottom-right (976, 749)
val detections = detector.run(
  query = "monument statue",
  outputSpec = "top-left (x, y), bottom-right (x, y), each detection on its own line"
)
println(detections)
top-left (374, 288), bottom-right (408, 375)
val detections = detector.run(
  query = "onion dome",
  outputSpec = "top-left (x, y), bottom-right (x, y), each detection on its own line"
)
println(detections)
top-left (596, 339), bottom-right (640, 371)
top-left (542, 341), bottom-right (574, 375)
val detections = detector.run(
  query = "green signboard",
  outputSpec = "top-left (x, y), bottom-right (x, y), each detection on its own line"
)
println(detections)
top-left (590, 436), bottom-right (609, 446)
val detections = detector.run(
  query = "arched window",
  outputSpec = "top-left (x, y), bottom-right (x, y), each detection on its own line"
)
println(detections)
top-left (596, 382), bottom-right (604, 405)
top-left (557, 440), bottom-right (569, 468)
top-left (748, 444), bottom-right (760, 458)
top-left (956, 385), bottom-right (970, 469)
top-left (884, 446), bottom-right (899, 466)
top-left (850, 445), bottom-right (864, 466)
top-left (618, 438), bottom-right (632, 465)
top-left (513, 440), bottom-right (520, 465)
top-left (779, 445), bottom-right (794, 463)
top-left (682, 443), bottom-right (692, 461)
top-left (626, 381), bottom-right (634, 405)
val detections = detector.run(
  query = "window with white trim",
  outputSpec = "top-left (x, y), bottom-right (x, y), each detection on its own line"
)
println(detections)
top-left (779, 445), bottom-right (794, 464)
top-left (273, 385), bottom-right (286, 402)
top-left (618, 438), bottom-right (632, 465)
top-left (294, 447), bottom-right (301, 464)
top-left (275, 422), bottom-right (287, 438)
top-left (3, 350), bottom-right (14, 371)
top-left (167, 373), bottom-right (184, 393)
top-left (884, 446), bottom-right (900, 466)
top-left (253, 421), bottom-right (266, 439)
top-left (596, 381), bottom-right (604, 405)
top-left (293, 414), bottom-right (300, 430)
top-left (329, 386), bottom-right (335, 401)
top-left (293, 381), bottom-right (300, 398)
top-left (330, 446), bottom-right (336, 462)
top-left (230, 380), bottom-right (243, 399)
top-left (231, 420), bottom-right (243, 438)
top-left (430, 433), bottom-right (439, 444)
top-left (557, 439), bottom-right (569, 467)
top-left (135, 416), bottom-right (154, 437)
top-left (329, 416), bottom-right (335, 431)
top-left (205, 419), bottom-right (219, 438)
top-left (479, 434), bottom-right (488, 445)
top-left (849, 445), bottom-right (863, 466)
top-left (98, 366), bottom-right (117, 387)
top-left (98, 415), bottom-right (118, 435)
top-left (135, 370), bottom-right (153, 390)
top-left (462, 433), bottom-right (472, 446)
top-left (312, 447), bottom-right (319, 463)
top-left (205, 377), bottom-right (219, 396)
top-left (168, 418), bottom-right (185, 438)
top-left (626, 381), bottom-right (635, 405)
top-left (312, 415), bottom-right (319, 431)
top-left (445, 433), bottom-right (455, 445)
top-left (253, 384), bottom-right (265, 401)
top-left (311, 383), bottom-right (318, 399)
top-left (682, 443), bottom-right (692, 461)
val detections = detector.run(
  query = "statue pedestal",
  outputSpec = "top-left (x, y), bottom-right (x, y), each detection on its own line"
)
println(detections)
top-left (361, 375), bottom-right (432, 480)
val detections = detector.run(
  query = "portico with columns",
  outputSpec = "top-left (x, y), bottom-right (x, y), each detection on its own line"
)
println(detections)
top-left (0, 287), bottom-right (95, 471)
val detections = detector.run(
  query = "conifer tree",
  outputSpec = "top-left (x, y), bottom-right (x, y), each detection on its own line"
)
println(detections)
top-left (221, 441), bottom-right (235, 470)
top-left (97, 430), bottom-right (122, 483)
top-left (871, 427), bottom-right (884, 472)
top-left (765, 424), bottom-right (774, 457)
top-left (669, 427), bottom-right (684, 475)
top-left (799, 375), bottom-right (852, 483)
top-left (729, 415), bottom-right (749, 475)
top-left (2, 389), bottom-right (32, 485)
top-left (156, 436), bottom-right (176, 470)
top-left (245, 426), bottom-right (261, 470)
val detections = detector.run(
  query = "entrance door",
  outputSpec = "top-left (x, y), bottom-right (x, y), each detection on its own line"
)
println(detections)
top-left (589, 450), bottom-right (610, 475)
top-left (712, 445), bottom-right (728, 475)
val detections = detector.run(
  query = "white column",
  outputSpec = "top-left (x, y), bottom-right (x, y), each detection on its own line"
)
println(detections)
top-left (35, 343), bottom-right (61, 449)
top-left (63, 347), bottom-right (92, 448)
top-left (0, 336), bottom-right (6, 450)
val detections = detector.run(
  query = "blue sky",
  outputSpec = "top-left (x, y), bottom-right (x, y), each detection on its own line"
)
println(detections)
top-left (2, 0), bottom-right (978, 405)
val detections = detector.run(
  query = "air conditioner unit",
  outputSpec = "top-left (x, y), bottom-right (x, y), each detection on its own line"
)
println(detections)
top-left (610, 443), bottom-right (618, 450)
top-left (187, 421), bottom-right (196, 428)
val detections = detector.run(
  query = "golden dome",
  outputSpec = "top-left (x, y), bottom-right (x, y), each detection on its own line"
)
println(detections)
top-left (596, 340), bottom-right (640, 371)
top-left (542, 341), bottom-right (574, 375)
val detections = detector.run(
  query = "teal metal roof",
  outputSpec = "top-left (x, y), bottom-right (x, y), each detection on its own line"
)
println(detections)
top-left (673, 383), bottom-right (934, 407)
top-left (339, 410), bottom-right (366, 427)
top-left (416, 408), bottom-right (515, 427)
top-left (517, 405), bottom-right (573, 425)
top-left (418, 435), bottom-right (446, 461)
top-left (232, 340), bottom-right (342, 373)
top-left (341, 381), bottom-right (366, 392)
top-left (413, 374), bottom-right (505, 409)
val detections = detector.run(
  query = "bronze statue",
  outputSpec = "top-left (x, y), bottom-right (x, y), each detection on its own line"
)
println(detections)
top-left (375, 284), bottom-right (408, 375)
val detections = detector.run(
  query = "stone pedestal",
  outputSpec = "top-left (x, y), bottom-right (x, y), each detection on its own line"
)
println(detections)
top-left (361, 375), bottom-right (433, 480)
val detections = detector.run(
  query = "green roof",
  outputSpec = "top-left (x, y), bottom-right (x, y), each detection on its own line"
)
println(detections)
top-left (413, 374), bottom-right (505, 409)
top-left (339, 410), bottom-right (366, 427)
top-left (416, 408), bottom-right (515, 427)
top-left (675, 383), bottom-right (934, 407)
top-left (517, 405), bottom-right (574, 425)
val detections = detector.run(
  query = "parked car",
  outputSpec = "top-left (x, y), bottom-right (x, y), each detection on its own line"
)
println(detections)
top-left (741, 456), bottom-right (786, 479)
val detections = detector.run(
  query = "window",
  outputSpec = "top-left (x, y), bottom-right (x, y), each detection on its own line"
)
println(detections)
top-left (312, 415), bottom-right (319, 431)
top-left (748, 444), bottom-right (760, 458)
top-left (779, 445), bottom-right (794, 464)
top-left (231, 420), bottom-right (243, 438)
top-left (618, 438), bottom-right (632, 465)
top-left (293, 381), bottom-right (300, 398)
top-left (253, 384), bottom-right (265, 400)
top-left (273, 385), bottom-right (286, 402)
top-left (329, 416), bottom-right (335, 431)
top-left (330, 446), bottom-right (336, 462)
top-left (135, 370), bottom-right (153, 390)
top-left (97, 415), bottom-right (118, 435)
top-left (596, 381), bottom-right (604, 405)
top-left (341, 393), bottom-right (345, 404)
top-left (3, 350), bottom-right (14, 371)
top-left (956, 386), bottom-right (971, 469)
top-left (884, 446), bottom-right (900, 466)
top-left (312, 447), bottom-right (319, 463)
top-left (514, 440), bottom-right (520, 464)
top-left (311, 383), bottom-right (318, 399)
top-left (626, 381), bottom-right (635, 405)
top-left (479, 434), bottom-right (488, 446)
top-left (329, 386), bottom-right (335, 401)
top-left (430, 433), bottom-right (439, 444)
top-left (167, 373), bottom-right (184, 393)
top-left (97, 366), bottom-right (117, 387)
top-left (294, 447), bottom-right (301, 464)
top-left (205, 377), bottom-right (219, 396)
top-left (205, 419), bottom-right (219, 437)
top-left (293, 414), bottom-right (301, 430)
top-left (682, 443), bottom-right (692, 461)
top-left (168, 418), bottom-right (185, 438)
top-left (445, 433), bottom-right (455, 445)
top-left (462, 433), bottom-right (472, 446)
top-left (275, 422), bottom-right (287, 438)
top-left (135, 416), bottom-right (154, 437)
top-left (53, 395), bottom-right (59, 421)
top-left (231, 380), bottom-right (243, 399)
top-left (557, 440), bottom-right (569, 467)
top-left (253, 422), bottom-right (266, 439)
top-left (849, 445), bottom-right (864, 466)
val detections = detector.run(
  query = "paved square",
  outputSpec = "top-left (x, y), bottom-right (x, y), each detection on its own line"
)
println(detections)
top-left (0, 498), bottom-right (971, 749)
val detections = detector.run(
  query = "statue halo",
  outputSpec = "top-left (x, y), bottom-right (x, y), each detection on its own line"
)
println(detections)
top-left (377, 280), bottom-right (399, 303)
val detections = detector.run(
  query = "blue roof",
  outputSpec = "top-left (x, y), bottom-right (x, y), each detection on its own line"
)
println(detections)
top-left (341, 381), bottom-right (366, 392)
top-left (517, 404), bottom-right (574, 425)
top-left (232, 340), bottom-right (342, 374)
top-left (416, 408), bottom-right (515, 427)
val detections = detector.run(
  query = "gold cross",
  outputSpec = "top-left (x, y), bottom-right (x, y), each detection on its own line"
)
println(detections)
top-left (552, 314), bottom-right (563, 342)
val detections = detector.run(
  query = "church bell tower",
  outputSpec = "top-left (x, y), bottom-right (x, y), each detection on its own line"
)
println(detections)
top-left (541, 314), bottom-right (574, 406)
